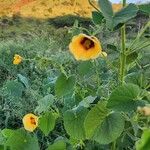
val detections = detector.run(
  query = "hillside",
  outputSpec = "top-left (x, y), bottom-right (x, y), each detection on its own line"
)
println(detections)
top-left (0, 0), bottom-right (122, 18)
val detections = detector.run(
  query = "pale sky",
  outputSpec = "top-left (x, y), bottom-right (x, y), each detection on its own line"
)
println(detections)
top-left (110, 0), bottom-right (149, 3)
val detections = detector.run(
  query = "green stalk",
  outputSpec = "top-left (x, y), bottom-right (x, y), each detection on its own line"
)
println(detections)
top-left (111, 140), bottom-right (116, 150)
top-left (119, 0), bottom-right (126, 84)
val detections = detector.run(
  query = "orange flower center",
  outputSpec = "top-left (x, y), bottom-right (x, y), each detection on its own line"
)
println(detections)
top-left (30, 117), bottom-right (36, 125)
top-left (81, 37), bottom-right (94, 50)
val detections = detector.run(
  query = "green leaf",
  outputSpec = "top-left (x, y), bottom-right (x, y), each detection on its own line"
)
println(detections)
top-left (39, 112), bottom-right (58, 136)
top-left (113, 4), bottom-right (138, 28)
top-left (17, 74), bottom-right (29, 88)
top-left (126, 52), bottom-right (138, 65)
top-left (1, 129), bottom-right (14, 138)
top-left (93, 112), bottom-right (125, 144)
top-left (98, 0), bottom-right (138, 29)
top-left (98, 0), bottom-right (113, 28)
top-left (77, 61), bottom-right (93, 76)
top-left (79, 96), bottom-right (96, 108)
top-left (63, 107), bottom-right (88, 140)
top-left (84, 102), bottom-right (109, 138)
top-left (55, 74), bottom-right (75, 97)
top-left (139, 4), bottom-right (150, 15)
top-left (107, 83), bottom-right (141, 112)
top-left (136, 129), bottom-right (150, 150)
top-left (92, 11), bottom-right (104, 25)
top-left (47, 139), bottom-right (66, 150)
top-left (63, 94), bottom-right (76, 111)
top-left (6, 129), bottom-right (40, 150)
top-left (35, 94), bottom-right (54, 114)
top-left (125, 72), bottom-right (148, 88)
top-left (5, 80), bottom-right (24, 97)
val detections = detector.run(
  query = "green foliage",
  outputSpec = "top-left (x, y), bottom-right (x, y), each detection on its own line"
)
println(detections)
top-left (125, 71), bottom-right (149, 88)
top-left (98, 0), bottom-right (113, 29)
top-left (6, 129), bottom-right (40, 150)
top-left (84, 102), bottom-right (109, 139)
top-left (47, 139), bottom-right (66, 150)
top-left (136, 129), bottom-right (150, 150)
top-left (77, 61), bottom-right (93, 76)
top-left (92, 11), bottom-right (104, 25)
top-left (35, 94), bottom-right (54, 114)
top-left (98, 0), bottom-right (138, 29)
top-left (113, 4), bottom-right (138, 28)
top-left (39, 112), bottom-right (58, 136)
top-left (107, 83), bottom-right (145, 112)
top-left (17, 74), bottom-right (29, 89)
top-left (55, 74), bottom-right (76, 97)
top-left (1, 129), bottom-right (14, 138)
top-left (84, 102), bottom-right (125, 144)
top-left (126, 52), bottom-right (138, 65)
top-left (139, 3), bottom-right (150, 15)
top-left (93, 112), bottom-right (125, 144)
top-left (4, 80), bottom-right (25, 98)
top-left (63, 107), bottom-right (88, 140)
top-left (78, 96), bottom-right (96, 108)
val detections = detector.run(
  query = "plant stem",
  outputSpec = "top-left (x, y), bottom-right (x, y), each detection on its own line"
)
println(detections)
top-left (119, 0), bottom-right (126, 84)
top-left (111, 140), bottom-right (116, 150)
top-left (4, 145), bottom-right (7, 150)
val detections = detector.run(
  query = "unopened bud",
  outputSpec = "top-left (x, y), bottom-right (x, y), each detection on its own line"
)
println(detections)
top-left (137, 106), bottom-right (150, 116)
top-left (101, 52), bottom-right (107, 58)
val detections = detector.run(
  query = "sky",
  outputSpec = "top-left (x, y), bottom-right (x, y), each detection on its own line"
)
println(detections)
top-left (110, 0), bottom-right (150, 3)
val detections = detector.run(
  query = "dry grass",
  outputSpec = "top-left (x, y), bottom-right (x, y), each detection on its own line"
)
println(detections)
top-left (0, 0), bottom-right (122, 18)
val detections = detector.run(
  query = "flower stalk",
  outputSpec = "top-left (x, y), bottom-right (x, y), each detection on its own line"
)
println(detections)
top-left (119, 0), bottom-right (126, 84)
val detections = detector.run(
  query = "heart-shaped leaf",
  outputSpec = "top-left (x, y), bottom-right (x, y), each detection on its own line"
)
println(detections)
top-left (55, 74), bottom-right (75, 97)
top-left (39, 112), bottom-right (58, 136)
top-left (107, 83), bottom-right (144, 112)
top-left (98, 0), bottom-right (138, 29)
top-left (6, 129), bottom-right (40, 150)
top-left (84, 102), bottom-right (109, 138)
top-left (113, 4), bottom-right (138, 28)
top-left (63, 107), bottom-right (88, 140)
top-left (93, 112), bottom-right (125, 144)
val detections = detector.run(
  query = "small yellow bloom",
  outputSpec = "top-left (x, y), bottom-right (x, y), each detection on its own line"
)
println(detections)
top-left (13, 54), bottom-right (23, 65)
top-left (137, 106), bottom-right (150, 116)
top-left (23, 113), bottom-right (38, 132)
top-left (101, 51), bottom-right (107, 58)
top-left (69, 34), bottom-right (102, 61)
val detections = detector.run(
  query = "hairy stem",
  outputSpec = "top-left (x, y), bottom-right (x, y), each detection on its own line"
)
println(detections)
top-left (119, 0), bottom-right (126, 84)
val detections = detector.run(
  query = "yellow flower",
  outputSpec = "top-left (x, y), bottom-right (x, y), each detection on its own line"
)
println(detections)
top-left (23, 113), bottom-right (38, 132)
top-left (100, 51), bottom-right (107, 58)
top-left (13, 54), bottom-right (23, 65)
top-left (69, 34), bottom-right (102, 61)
